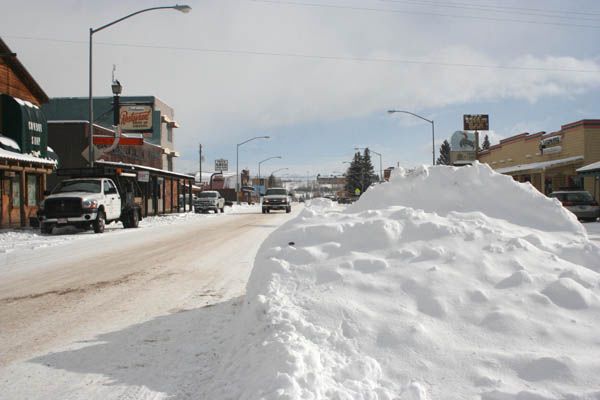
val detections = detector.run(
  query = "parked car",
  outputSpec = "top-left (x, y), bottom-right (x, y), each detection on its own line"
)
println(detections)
top-left (262, 188), bottom-right (291, 214)
top-left (549, 190), bottom-right (600, 221)
top-left (194, 190), bottom-right (225, 213)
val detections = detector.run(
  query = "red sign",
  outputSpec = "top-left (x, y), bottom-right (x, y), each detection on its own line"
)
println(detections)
top-left (93, 136), bottom-right (144, 146)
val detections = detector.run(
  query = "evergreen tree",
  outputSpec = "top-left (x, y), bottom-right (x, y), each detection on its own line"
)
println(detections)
top-left (268, 174), bottom-right (276, 188)
top-left (344, 152), bottom-right (363, 195)
top-left (436, 140), bottom-right (451, 165)
top-left (360, 148), bottom-right (376, 190)
top-left (482, 134), bottom-right (490, 150)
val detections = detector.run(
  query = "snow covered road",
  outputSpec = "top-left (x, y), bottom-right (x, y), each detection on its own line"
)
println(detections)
top-left (0, 205), bottom-right (300, 398)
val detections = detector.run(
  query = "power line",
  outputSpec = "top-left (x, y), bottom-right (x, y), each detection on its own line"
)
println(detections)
top-left (250, 0), bottom-right (600, 29)
top-left (6, 35), bottom-right (600, 74)
top-left (376, 0), bottom-right (600, 22)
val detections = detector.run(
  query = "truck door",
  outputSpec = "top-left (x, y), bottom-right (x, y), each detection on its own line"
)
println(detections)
top-left (104, 180), bottom-right (120, 219)
top-left (111, 180), bottom-right (122, 218)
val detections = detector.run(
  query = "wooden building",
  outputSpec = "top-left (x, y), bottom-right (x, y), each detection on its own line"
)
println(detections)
top-left (0, 37), bottom-right (55, 228)
top-left (478, 120), bottom-right (600, 201)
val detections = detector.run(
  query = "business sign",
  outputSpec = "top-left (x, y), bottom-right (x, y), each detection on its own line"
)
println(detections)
top-left (137, 170), bottom-right (150, 182)
top-left (450, 130), bottom-right (476, 165)
top-left (215, 159), bottom-right (228, 171)
top-left (539, 135), bottom-right (562, 155)
top-left (119, 105), bottom-right (153, 132)
top-left (463, 114), bottom-right (489, 131)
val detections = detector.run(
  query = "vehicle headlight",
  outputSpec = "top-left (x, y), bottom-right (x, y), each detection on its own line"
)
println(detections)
top-left (82, 199), bottom-right (99, 209)
top-left (264, 199), bottom-right (270, 203)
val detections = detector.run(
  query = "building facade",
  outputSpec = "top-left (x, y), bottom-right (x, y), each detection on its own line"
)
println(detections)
top-left (478, 120), bottom-right (600, 201)
top-left (0, 37), bottom-right (55, 228)
top-left (43, 96), bottom-right (179, 171)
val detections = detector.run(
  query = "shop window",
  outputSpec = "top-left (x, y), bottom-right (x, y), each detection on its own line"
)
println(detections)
top-left (27, 175), bottom-right (38, 206)
top-left (11, 176), bottom-right (20, 207)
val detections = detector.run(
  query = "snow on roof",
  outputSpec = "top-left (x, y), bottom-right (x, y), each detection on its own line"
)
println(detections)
top-left (204, 162), bottom-right (599, 399)
top-left (0, 135), bottom-right (21, 152)
top-left (0, 148), bottom-right (56, 165)
top-left (495, 155), bottom-right (583, 174)
top-left (96, 159), bottom-right (194, 179)
top-left (577, 160), bottom-right (600, 173)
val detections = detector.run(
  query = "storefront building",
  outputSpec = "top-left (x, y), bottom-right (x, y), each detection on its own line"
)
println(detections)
top-left (43, 96), bottom-right (179, 171)
top-left (45, 121), bottom-right (194, 216)
top-left (478, 119), bottom-right (600, 201)
top-left (0, 37), bottom-right (55, 228)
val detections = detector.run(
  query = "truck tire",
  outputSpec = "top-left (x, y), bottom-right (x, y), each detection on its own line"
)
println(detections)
top-left (123, 209), bottom-right (139, 228)
top-left (286, 206), bottom-right (291, 213)
top-left (93, 211), bottom-right (106, 234)
top-left (40, 223), bottom-right (53, 235)
top-left (130, 210), bottom-right (139, 228)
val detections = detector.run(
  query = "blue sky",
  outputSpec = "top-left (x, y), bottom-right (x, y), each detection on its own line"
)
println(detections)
top-left (2, 0), bottom-right (600, 178)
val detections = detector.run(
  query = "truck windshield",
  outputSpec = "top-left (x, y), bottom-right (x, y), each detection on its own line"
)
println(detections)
top-left (265, 188), bottom-right (287, 196)
top-left (199, 192), bottom-right (218, 198)
top-left (53, 180), bottom-right (101, 194)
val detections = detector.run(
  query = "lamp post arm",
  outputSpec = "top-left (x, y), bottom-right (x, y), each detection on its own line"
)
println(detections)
top-left (388, 110), bottom-right (432, 124)
top-left (238, 136), bottom-right (267, 147)
top-left (92, 6), bottom-right (179, 34)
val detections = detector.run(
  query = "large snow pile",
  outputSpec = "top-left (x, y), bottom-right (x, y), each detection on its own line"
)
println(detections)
top-left (206, 163), bottom-right (600, 399)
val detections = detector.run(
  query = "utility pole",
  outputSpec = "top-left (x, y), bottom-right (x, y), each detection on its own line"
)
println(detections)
top-left (198, 143), bottom-right (202, 186)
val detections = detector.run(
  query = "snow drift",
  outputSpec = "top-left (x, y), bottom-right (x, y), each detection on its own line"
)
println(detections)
top-left (206, 163), bottom-right (600, 399)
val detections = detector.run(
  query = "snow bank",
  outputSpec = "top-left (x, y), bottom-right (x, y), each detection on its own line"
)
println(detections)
top-left (206, 163), bottom-right (600, 399)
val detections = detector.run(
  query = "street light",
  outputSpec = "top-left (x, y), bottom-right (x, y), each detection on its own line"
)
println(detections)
top-left (236, 136), bottom-right (270, 201)
top-left (387, 110), bottom-right (435, 165)
top-left (88, 4), bottom-right (191, 167)
top-left (355, 147), bottom-right (383, 183)
top-left (258, 156), bottom-right (282, 194)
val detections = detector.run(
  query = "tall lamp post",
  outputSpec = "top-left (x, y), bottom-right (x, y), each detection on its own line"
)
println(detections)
top-left (237, 136), bottom-right (270, 202)
top-left (88, 4), bottom-right (191, 167)
top-left (387, 110), bottom-right (435, 165)
top-left (355, 147), bottom-right (383, 183)
top-left (258, 156), bottom-right (282, 194)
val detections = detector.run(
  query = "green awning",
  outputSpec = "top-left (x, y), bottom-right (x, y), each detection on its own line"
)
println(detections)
top-left (0, 94), bottom-right (48, 158)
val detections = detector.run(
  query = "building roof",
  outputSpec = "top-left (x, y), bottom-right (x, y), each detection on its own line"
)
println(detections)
top-left (495, 155), bottom-right (584, 174)
top-left (0, 148), bottom-right (57, 166)
top-left (96, 160), bottom-right (194, 180)
top-left (0, 37), bottom-right (49, 104)
top-left (576, 161), bottom-right (600, 173)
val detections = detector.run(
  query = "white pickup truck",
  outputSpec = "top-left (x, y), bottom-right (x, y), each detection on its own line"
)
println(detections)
top-left (262, 188), bottom-right (292, 214)
top-left (39, 176), bottom-right (141, 234)
top-left (194, 190), bottom-right (225, 213)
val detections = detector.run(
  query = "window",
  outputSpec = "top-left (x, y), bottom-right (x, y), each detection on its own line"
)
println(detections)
top-left (27, 175), bottom-right (38, 206)
top-left (11, 176), bottom-right (20, 207)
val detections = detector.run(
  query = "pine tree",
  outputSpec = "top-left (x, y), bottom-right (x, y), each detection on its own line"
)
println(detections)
top-left (361, 148), bottom-right (376, 190)
top-left (344, 152), bottom-right (363, 195)
top-left (482, 134), bottom-right (490, 150)
top-left (436, 140), bottom-right (451, 165)
top-left (268, 174), bottom-right (276, 188)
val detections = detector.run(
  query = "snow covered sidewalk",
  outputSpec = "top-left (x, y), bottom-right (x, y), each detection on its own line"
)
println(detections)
top-left (0, 203), bottom-right (261, 259)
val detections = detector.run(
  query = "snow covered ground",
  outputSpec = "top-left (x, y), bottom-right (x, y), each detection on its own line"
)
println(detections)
top-left (0, 203), bottom-right (260, 257)
top-left (1, 165), bottom-right (599, 399)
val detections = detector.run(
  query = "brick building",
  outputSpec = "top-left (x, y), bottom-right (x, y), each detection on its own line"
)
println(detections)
top-left (478, 120), bottom-right (600, 201)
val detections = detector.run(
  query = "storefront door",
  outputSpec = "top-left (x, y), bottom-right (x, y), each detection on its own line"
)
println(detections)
top-left (1, 172), bottom-right (21, 228)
